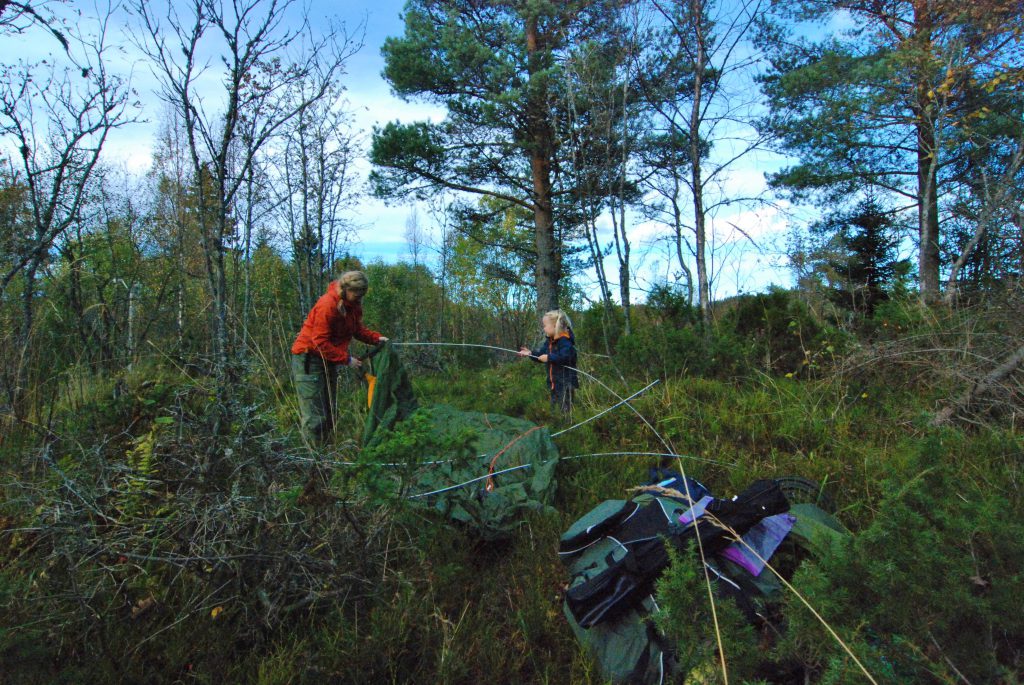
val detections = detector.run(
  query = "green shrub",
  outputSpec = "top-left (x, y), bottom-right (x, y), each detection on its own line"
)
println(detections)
top-left (655, 541), bottom-right (761, 683)
top-left (647, 283), bottom-right (701, 328)
top-left (870, 296), bottom-right (932, 342)
top-left (601, 288), bottom-right (851, 382)
top-left (613, 322), bottom-right (750, 380)
top-left (575, 301), bottom-right (626, 356)
top-left (719, 288), bottom-right (848, 377)
top-left (777, 441), bottom-right (1024, 683)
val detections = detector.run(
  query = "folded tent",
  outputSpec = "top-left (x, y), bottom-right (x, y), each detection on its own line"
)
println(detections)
top-left (361, 342), bottom-right (560, 540)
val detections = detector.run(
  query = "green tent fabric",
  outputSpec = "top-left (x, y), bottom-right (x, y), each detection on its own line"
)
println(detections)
top-left (409, 404), bottom-right (559, 539)
top-left (363, 342), bottom-right (418, 449)
top-left (361, 343), bottom-right (559, 540)
top-left (787, 502), bottom-right (848, 552)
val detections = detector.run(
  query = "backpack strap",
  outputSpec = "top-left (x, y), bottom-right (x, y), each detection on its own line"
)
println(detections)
top-left (559, 499), bottom-right (640, 557)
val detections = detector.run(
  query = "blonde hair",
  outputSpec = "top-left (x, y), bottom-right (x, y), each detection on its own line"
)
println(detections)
top-left (543, 309), bottom-right (573, 337)
top-left (338, 270), bottom-right (369, 295)
top-left (336, 270), bottom-right (369, 312)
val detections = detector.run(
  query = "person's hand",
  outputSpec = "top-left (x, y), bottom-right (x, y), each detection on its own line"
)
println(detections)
top-left (538, 354), bottom-right (549, 363)
top-left (518, 347), bottom-right (531, 357)
top-left (348, 356), bottom-right (362, 368)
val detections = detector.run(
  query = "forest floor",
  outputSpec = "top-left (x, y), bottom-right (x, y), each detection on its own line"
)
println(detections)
top-left (1, 332), bottom-right (1022, 684)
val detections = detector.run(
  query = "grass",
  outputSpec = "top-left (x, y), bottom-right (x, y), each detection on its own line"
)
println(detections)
top-left (1, 340), bottom-right (1021, 684)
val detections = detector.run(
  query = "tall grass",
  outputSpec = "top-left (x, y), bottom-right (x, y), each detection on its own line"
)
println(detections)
top-left (2, 300), bottom-right (1022, 683)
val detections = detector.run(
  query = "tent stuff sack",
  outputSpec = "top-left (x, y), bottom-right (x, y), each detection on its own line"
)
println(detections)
top-left (360, 342), bottom-right (559, 540)
top-left (559, 470), bottom-right (848, 684)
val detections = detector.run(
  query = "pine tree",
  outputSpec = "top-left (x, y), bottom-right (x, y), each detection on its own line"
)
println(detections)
top-left (371, 0), bottom-right (630, 312)
top-left (759, 0), bottom-right (1024, 302)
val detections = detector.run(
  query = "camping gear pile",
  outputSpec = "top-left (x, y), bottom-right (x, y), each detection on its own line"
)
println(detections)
top-left (362, 342), bottom-right (559, 540)
top-left (361, 343), bottom-right (849, 682)
top-left (559, 471), bottom-right (847, 684)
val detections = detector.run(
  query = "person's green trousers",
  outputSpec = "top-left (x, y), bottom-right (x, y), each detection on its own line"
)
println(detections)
top-left (291, 353), bottom-right (339, 442)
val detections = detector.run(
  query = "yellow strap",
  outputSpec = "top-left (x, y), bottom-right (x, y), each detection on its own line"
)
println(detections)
top-left (365, 373), bottom-right (377, 408)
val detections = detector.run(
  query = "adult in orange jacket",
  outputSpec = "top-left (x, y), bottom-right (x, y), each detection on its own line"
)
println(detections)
top-left (291, 270), bottom-right (387, 442)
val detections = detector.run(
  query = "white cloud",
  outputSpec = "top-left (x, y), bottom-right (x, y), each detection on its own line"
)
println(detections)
top-left (708, 203), bottom-right (789, 245)
top-left (0, 0), bottom-right (797, 300)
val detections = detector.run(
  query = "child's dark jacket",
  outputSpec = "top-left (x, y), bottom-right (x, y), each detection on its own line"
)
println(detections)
top-left (531, 331), bottom-right (579, 394)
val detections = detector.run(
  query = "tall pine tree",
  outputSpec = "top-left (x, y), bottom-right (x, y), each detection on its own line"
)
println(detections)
top-left (371, 0), bottom-right (628, 312)
top-left (759, 0), bottom-right (1024, 302)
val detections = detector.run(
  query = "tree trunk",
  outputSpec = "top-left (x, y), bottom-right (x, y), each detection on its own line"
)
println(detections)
top-left (917, 115), bottom-right (941, 303)
top-left (206, 219), bottom-right (232, 479)
top-left (671, 192), bottom-right (695, 307)
top-left (174, 181), bottom-right (188, 356)
top-left (944, 187), bottom-right (988, 305)
top-left (616, 72), bottom-right (632, 335)
top-left (13, 260), bottom-right (39, 418)
top-left (610, 189), bottom-right (631, 333)
top-left (213, 227), bottom-right (229, 368)
top-left (176, 280), bottom-right (185, 352)
top-left (525, 14), bottom-right (559, 314)
top-left (914, 8), bottom-right (941, 304)
top-left (242, 172), bottom-right (254, 349)
top-left (689, 0), bottom-right (711, 323)
top-left (692, 161), bottom-right (710, 322)
top-left (64, 241), bottom-right (91, 356)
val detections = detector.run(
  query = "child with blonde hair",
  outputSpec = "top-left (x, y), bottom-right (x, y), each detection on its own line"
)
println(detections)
top-left (519, 309), bottom-right (579, 413)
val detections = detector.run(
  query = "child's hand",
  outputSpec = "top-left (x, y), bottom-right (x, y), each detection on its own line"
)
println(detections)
top-left (518, 347), bottom-right (531, 357)
top-left (538, 354), bottom-right (549, 362)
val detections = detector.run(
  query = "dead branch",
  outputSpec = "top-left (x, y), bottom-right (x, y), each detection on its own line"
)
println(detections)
top-left (931, 342), bottom-right (1024, 427)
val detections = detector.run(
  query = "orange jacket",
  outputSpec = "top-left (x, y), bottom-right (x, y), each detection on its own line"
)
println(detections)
top-left (291, 283), bottom-right (381, 364)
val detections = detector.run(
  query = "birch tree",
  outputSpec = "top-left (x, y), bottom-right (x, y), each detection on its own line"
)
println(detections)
top-left (134, 0), bottom-right (361, 469)
top-left (0, 4), bottom-right (132, 412)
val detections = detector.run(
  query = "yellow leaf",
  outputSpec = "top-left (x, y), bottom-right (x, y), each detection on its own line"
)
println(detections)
top-left (132, 596), bottom-right (156, 619)
top-left (211, 606), bottom-right (224, 619)
top-left (861, 393), bottom-right (868, 399)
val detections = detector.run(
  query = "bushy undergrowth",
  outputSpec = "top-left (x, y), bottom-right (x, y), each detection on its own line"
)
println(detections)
top-left (610, 288), bottom-right (848, 381)
top-left (655, 541), bottom-right (761, 682)
top-left (0, 366), bottom-right (406, 682)
top-left (778, 443), bottom-right (1024, 684)
top-left (2, 298), bottom-right (1023, 684)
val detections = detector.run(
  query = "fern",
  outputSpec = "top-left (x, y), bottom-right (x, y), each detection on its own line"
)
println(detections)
top-left (119, 424), bottom-right (162, 516)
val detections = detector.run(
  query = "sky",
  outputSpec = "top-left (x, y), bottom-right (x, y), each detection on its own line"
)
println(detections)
top-left (0, 0), bottom-right (798, 304)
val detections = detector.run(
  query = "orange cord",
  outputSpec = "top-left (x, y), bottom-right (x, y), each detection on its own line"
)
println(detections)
top-left (485, 425), bottom-right (543, 493)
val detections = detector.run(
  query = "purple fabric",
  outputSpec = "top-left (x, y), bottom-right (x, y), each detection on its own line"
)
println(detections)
top-left (720, 513), bottom-right (797, 576)
top-left (678, 495), bottom-right (714, 526)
